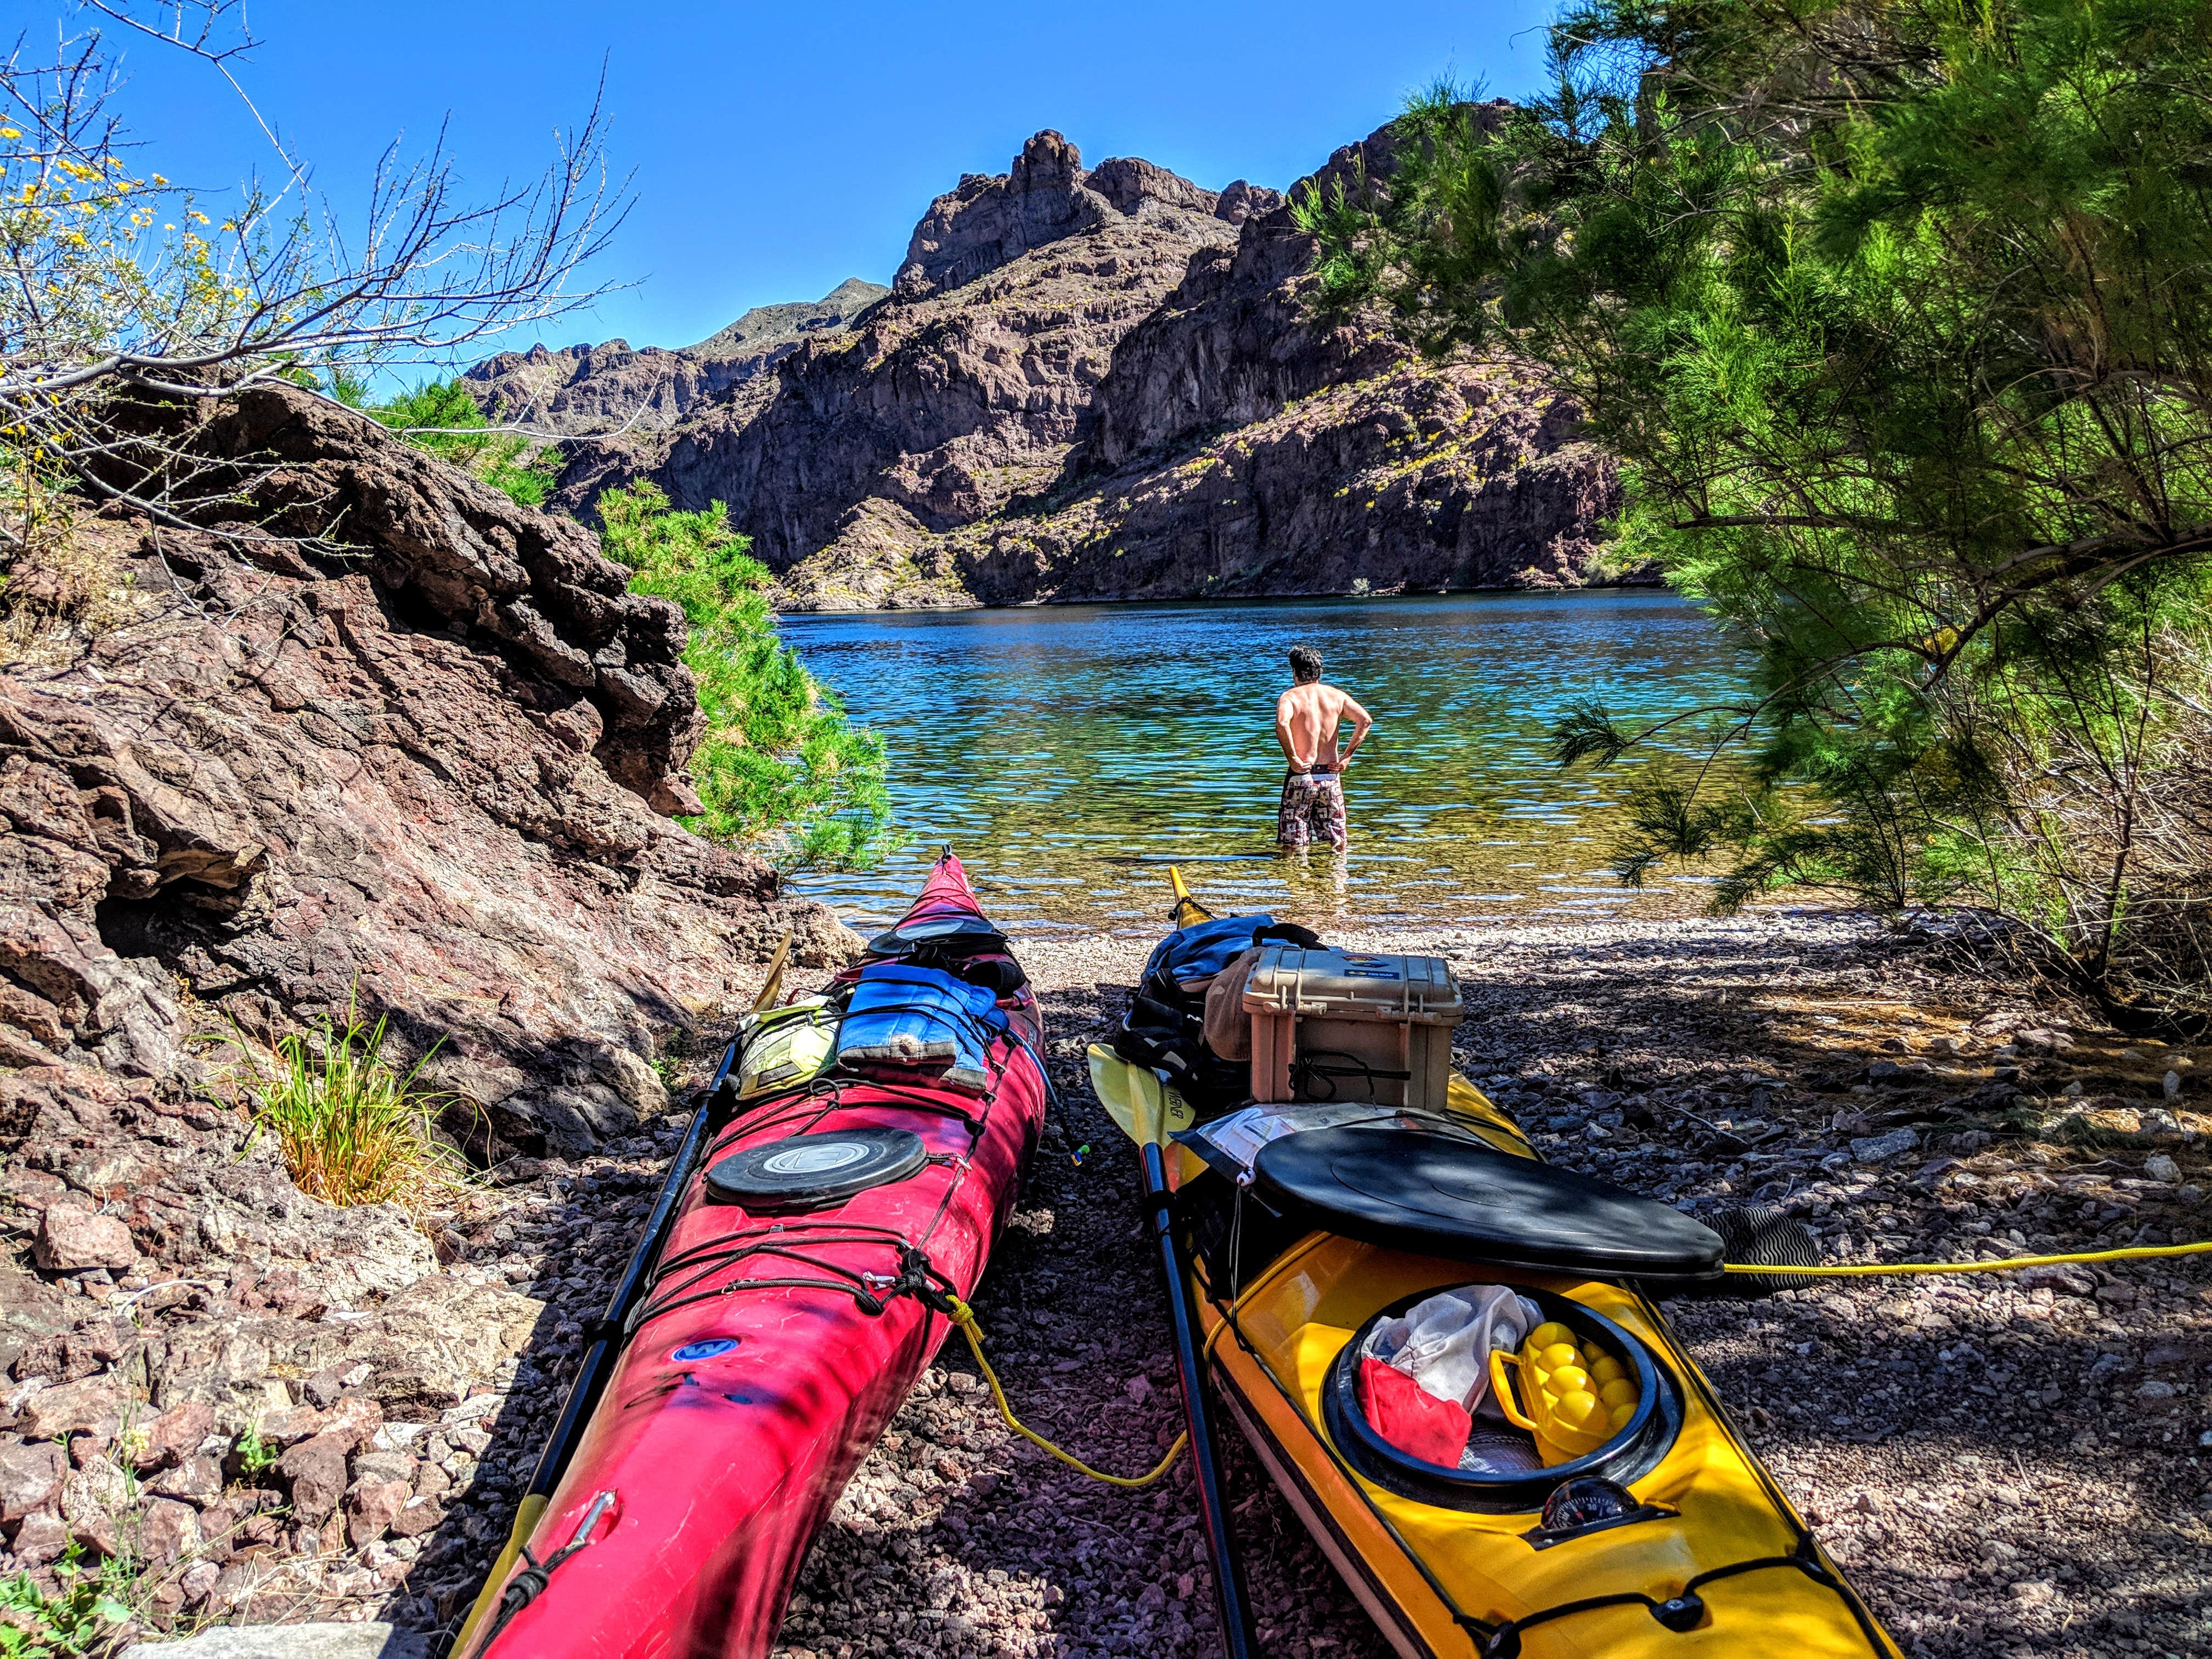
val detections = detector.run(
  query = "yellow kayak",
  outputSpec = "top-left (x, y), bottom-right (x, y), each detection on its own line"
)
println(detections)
top-left (1089, 878), bottom-right (1900, 1659)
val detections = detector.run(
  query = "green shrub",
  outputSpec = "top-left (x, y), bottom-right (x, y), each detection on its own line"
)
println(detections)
top-left (370, 380), bottom-right (558, 508)
top-left (0, 1545), bottom-right (134, 1657)
top-left (597, 480), bottom-right (895, 870)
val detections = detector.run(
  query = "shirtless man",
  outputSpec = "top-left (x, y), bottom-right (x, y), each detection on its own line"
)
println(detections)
top-left (1274, 645), bottom-right (1372, 853)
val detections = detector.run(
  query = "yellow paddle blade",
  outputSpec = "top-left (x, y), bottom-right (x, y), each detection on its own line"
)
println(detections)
top-left (454, 1491), bottom-right (548, 1654)
top-left (751, 928), bottom-right (794, 1013)
top-left (1087, 1043), bottom-right (1195, 1144)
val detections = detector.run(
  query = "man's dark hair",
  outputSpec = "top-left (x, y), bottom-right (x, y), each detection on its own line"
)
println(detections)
top-left (1288, 646), bottom-right (1323, 684)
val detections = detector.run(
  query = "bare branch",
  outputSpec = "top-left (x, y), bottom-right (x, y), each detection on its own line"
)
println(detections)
top-left (0, 4), bottom-right (633, 545)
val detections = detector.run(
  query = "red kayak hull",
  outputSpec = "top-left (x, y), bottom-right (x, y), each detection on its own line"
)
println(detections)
top-left (461, 855), bottom-right (1044, 1658)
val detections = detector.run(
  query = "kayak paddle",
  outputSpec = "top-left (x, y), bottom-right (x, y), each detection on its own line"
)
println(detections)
top-left (1088, 1044), bottom-right (1255, 1659)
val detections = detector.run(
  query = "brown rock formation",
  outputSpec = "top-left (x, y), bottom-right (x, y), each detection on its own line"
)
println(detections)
top-left (461, 276), bottom-right (888, 435)
top-left (3, 382), bottom-right (849, 1158)
top-left (560, 132), bottom-right (1245, 572)
top-left (549, 117), bottom-right (1620, 610)
top-left (0, 385), bottom-right (859, 1641)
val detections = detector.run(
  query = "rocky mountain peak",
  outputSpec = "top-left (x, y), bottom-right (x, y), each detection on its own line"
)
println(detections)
top-left (1086, 155), bottom-right (1217, 218)
top-left (682, 276), bottom-right (889, 360)
top-left (1213, 178), bottom-right (1279, 225)
top-left (1009, 128), bottom-right (1084, 193)
top-left (890, 128), bottom-right (1272, 302)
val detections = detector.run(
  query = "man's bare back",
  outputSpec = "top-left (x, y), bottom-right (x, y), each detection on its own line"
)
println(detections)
top-left (1275, 681), bottom-right (1372, 774)
top-left (1274, 646), bottom-right (1371, 853)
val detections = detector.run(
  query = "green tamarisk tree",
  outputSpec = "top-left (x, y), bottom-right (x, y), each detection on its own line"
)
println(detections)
top-left (1300, 0), bottom-right (2212, 1018)
top-left (596, 481), bottom-right (896, 871)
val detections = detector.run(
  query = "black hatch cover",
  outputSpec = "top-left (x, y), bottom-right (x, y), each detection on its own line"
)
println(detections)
top-left (1252, 1126), bottom-right (1725, 1283)
top-left (705, 1127), bottom-right (929, 1214)
top-left (866, 913), bottom-right (1007, 958)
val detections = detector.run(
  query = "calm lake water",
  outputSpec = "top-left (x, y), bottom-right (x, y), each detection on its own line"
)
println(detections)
top-left (783, 591), bottom-right (1746, 937)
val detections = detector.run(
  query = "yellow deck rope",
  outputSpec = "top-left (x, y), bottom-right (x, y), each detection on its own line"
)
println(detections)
top-left (1725, 1238), bottom-right (2212, 1277)
top-left (945, 1297), bottom-right (1187, 1488)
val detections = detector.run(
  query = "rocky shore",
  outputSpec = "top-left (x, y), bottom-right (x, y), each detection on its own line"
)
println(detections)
top-left (763, 911), bottom-right (2210, 1659)
top-left (0, 385), bottom-right (852, 1652)
top-left (4, 862), bottom-right (2208, 1653)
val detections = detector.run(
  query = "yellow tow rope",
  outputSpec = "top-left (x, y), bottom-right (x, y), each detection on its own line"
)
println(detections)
top-left (944, 1296), bottom-right (1187, 1488)
top-left (1724, 1238), bottom-right (2212, 1277)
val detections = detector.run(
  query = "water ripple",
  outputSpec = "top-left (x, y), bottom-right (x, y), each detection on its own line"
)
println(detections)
top-left (782, 590), bottom-right (1745, 935)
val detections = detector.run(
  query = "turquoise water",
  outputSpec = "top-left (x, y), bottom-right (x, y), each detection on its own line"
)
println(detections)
top-left (782, 591), bottom-right (1747, 936)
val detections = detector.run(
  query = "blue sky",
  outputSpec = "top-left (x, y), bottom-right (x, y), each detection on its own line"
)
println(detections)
top-left (86, 0), bottom-right (1559, 356)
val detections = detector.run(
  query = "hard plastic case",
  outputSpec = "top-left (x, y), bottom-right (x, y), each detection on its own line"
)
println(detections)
top-left (1241, 946), bottom-right (1463, 1109)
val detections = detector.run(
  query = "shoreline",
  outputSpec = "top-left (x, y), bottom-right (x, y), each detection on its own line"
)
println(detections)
top-left (771, 576), bottom-right (1674, 620)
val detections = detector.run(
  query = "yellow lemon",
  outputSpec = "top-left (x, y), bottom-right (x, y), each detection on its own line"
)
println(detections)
top-left (1589, 1356), bottom-right (1627, 1386)
top-left (1548, 1366), bottom-right (1592, 1398)
top-left (1553, 1390), bottom-right (1604, 1430)
top-left (1528, 1322), bottom-right (1575, 1351)
top-left (1599, 1378), bottom-right (1638, 1409)
top-left (1607, 1402), bottom-right (1637, 1432)
top-left (1538, 1342), bottom-right (1582, 1372)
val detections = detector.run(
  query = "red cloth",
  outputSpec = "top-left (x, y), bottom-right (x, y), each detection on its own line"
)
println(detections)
top-left (1356, 1357), bottom-right (1471, 1467)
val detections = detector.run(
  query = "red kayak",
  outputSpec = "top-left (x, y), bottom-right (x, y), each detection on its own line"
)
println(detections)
top-left (458, 853), bottom-right (1045, 1658)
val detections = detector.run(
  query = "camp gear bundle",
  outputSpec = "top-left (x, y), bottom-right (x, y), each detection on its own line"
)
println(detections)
top-left (1093, 870), bottom-right (1903, 1659)
top-left (1112, 914), bottom-right (1320, 1105)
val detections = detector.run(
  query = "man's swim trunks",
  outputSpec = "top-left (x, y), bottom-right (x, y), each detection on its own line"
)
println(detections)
top-left (1278, 768), bottom-right (1348, 852)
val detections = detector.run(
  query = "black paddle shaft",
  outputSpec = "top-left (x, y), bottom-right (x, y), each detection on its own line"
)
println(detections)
top-left (1142, 1141), bottom-right (1256, 1659)
top-left (524, 1046), bottom-right (728, 1502)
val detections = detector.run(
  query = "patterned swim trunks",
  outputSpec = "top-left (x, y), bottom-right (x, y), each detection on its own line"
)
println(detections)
top-left (1278, 770), bottom-right (1348, 853)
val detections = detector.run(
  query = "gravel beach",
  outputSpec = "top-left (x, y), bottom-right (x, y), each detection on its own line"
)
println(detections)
top-left (434, 909), bottom-right (2212, 1659)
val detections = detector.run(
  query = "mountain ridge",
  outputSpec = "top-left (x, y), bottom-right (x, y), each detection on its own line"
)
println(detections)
top-left (461, 276), bottom-right (890, 435)
top-left (474, 118), bottom-right (1624, 609)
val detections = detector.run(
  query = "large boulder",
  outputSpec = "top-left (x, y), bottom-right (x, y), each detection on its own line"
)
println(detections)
top-left (2, 386), bottom-right (856, 1159)
top-left (894, 131), bottom-right (1115, 298)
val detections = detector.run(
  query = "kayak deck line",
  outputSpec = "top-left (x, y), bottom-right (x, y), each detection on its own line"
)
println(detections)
top-left (1721, 1237), bottom-right (2212, 1276)
top-left (940, 1293), bottom-right (1190, 1487)
top-left (467, 1490), bottom-right (619, 1650)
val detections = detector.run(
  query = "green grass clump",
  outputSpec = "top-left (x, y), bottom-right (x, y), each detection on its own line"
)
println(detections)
top-left (598, 480), bottom-right (897, 870)
top-left (226, 994), bottom-right (466, 1217)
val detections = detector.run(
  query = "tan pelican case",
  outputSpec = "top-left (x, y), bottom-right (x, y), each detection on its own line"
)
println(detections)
top-left (1241, 946), bottom-right (1463, 1109)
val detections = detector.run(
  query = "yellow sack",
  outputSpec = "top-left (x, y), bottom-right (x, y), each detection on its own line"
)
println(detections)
top-left (735, 997), bottom-right (838, 1098)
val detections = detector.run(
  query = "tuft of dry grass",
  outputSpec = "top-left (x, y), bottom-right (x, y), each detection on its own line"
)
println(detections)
top-left (221, 991), bottom-right (470, 1219)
